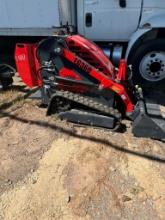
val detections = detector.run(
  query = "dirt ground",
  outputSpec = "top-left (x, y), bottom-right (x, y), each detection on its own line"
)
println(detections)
top-left (0, 79), bottom-right (164, 220)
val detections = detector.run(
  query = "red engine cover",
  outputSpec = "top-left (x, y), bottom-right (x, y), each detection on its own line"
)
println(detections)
top-left (66, 35), bottom-right (115, 78)
top-left (15, 44), bottom-right (42, 87)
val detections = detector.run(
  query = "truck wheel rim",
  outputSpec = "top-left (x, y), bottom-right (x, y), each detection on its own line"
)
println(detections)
top-left (139, 51), bottom-right (165, 82)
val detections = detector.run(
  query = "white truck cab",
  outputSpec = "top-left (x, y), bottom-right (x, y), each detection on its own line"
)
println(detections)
top-left (75, 0), bottom-right (165, 89)
top-left (78, 0), bottom-right (142, 41)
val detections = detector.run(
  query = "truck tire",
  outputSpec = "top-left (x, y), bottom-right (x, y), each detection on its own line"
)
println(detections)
top-left (130, 39), bottom-right (165, 92)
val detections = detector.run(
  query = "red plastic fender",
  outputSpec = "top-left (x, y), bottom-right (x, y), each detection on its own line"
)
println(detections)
top-left (15, 44), bottom-right (42, 87)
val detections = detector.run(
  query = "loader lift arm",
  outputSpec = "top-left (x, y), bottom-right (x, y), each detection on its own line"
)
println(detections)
top-left (60, 48), bottom-right (134, 114)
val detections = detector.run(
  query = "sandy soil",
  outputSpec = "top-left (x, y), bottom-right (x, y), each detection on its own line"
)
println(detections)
top-left (0, 82), bottom-right (164, 220)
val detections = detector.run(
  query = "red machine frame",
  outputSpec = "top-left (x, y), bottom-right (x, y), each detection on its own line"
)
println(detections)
top-left (15, 35), bottom-right (134, 114)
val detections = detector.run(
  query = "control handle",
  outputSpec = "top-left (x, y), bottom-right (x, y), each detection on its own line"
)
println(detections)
top-left (85, 13), bottom-right (92, 27)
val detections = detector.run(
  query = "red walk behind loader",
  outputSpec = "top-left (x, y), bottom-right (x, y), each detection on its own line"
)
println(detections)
top-left (15, 34), bottom-right (165, 140)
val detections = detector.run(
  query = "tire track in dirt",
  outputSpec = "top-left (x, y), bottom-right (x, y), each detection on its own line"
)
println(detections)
top-left (0, 135), bottom-right (127, 220)
top-left (0, 130), bottom-right (164, 220)
top-left (0, 138), bottom-right (84, 220)
top-left (122, 134), bottom-right (165, 220)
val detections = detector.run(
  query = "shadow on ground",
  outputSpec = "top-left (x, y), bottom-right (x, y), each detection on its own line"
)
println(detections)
top-left (0, 85), bottom-right (165, 165)
top-left (1, 110), bottom-right (165, 164)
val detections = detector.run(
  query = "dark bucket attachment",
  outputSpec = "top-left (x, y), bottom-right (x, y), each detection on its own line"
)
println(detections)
top-left (132, 99), bottom-right (165, 140)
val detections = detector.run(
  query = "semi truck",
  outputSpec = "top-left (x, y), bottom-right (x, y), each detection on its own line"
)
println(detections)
top-left (0, 0), bottom-right (165, 90)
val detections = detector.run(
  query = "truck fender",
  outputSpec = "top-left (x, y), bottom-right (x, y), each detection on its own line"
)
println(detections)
top-left (140, 14), bottom-right (165, 29)
top-left (125, 14), bottom-right (165, 60)
top-left (125, 28), bottom-right (150, 60)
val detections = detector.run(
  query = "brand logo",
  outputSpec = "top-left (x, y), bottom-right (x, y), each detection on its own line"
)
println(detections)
top-left (74, 57), bottom-right (92, 73)
top-left (16, 54), bottom-right (26, 62)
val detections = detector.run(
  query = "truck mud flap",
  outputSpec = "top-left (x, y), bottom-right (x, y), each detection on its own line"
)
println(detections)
top-left (132, 100), bottom-right (165, 140)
